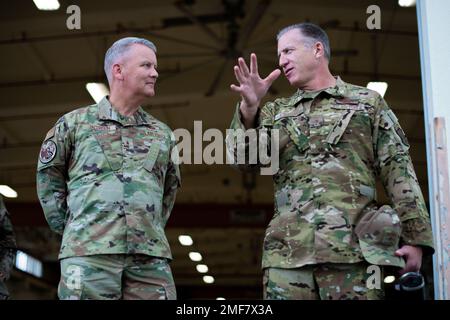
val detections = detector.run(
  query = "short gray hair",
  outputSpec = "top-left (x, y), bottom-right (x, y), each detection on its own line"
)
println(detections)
top-left (277, 23), bottom-right (331, 61)
top-left (104, 37), bottom-right (157, 84)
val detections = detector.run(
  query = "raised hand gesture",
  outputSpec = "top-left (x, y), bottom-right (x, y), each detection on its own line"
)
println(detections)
top-left (230, 53), bottom-right (280, 128)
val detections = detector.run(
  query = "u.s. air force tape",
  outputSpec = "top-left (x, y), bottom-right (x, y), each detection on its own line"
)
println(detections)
top-left (39, 140), bottom-right (57, 164)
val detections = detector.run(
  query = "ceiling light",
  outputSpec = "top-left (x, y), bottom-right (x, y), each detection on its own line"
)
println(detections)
top-left (86, 83), bottom-right (109, 103)
top-left (189, 252), bottom-right (202, 262)
top-left (203, 275), bottom-right (215, 284)
top-left (216, 297), bottom-right (226, 300)
top-left (196, 264), bottom-right (209, 273)
top-left (15, 250), bottom-right (43, 278)
top-left (384, 275), bottom-right (396, 284)
top-left (33, 0), bottom-right (60, 11)
top-left (398, 0), bottom-right (416, 7)
top-left (0, 185), bottom-right (18, 198)
top-left (367, 82), bottom-right (388, 97)
top-left (178, 235), bottom-right (193, 246)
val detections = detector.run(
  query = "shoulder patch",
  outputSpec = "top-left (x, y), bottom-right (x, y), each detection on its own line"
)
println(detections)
top-left (39, 140), bottom-right (57, 164)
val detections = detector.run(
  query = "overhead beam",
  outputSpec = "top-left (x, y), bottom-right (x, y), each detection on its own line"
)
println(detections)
top-left (0, 28), bottom-right (219, 51)
top-left (21, 43), bottom-right (54, 81)
top-left (175, 1), bottom-right (223, 48)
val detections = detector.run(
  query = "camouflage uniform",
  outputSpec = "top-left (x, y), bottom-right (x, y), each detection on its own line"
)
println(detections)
top-left (0, 195), bottom-right (17, 300)
top-left (58, 255), bottom-right (176, 300)
top-left (37, 97), bottom-right (181, 299)
top-left (227, 77), bottom-right (434, 299)
top-left (263, 262), bottom-right (383, 300)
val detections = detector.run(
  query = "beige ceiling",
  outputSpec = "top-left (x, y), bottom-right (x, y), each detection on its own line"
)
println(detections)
top-left (1, 0), bottom-right (429, 298)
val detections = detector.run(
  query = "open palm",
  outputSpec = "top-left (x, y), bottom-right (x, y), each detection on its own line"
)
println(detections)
top-left (230, 53), bottom-right (281, 110)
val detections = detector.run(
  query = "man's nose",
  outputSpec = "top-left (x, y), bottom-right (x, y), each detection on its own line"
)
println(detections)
top-left (152, 69), bottom-right (158, 79)
top-left (279, 55), bottom-right (287, 69)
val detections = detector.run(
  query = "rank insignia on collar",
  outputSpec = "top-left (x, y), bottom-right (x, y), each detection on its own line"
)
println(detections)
top-left (39, 140), bottom-right (57, 164)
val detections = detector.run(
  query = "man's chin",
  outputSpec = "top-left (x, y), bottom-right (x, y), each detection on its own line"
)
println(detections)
top-left (287, 78), bottom-right (298, 87)
top-left (145, 90), bottom-right (155, 97)
top-left (288, 78), bottom-right (304, 89)
top-left (137, 91), bottom-right (155, 104)
top-left (284, 75), bottom-right (296, 85)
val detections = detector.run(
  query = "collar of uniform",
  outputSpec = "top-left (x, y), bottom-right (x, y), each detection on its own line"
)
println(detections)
top-left (97, 96), bottom-right (152, 126)
top-left (293, 76), bottom-right (348, 103)
top-left (323, 76), bottom-right (348, 98)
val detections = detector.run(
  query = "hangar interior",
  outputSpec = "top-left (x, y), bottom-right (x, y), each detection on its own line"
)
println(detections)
top-left (0, 0), bottom-right (433, 299)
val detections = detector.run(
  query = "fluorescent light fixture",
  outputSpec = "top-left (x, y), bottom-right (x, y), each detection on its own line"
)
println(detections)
top-left (16, 251), bottom-right (28, 271)
top-left (367, 81), bottom-right (388, 97)
top-left (398, 0), bottom-right (416, 7)
top-left (216, 297), bottom-right (226, 300)
top-left (384, 275), bottom-right (396, 284)
top-left (189, 252), bottom-right (202, 262)
top-left (178, 235), bottom-right (193, 246)
top-left (33, 0), bottom-right (60, 10)
top-left (203, 275), bottom-right (215, 284)
top-left (0, 185), bottom-right (18, 198)
top-left (196, 264), bottom-right (209, 273)
top-left (86, 83), bottom-right (109, 103)
top-left (15, 250), bottom-right (43, 278)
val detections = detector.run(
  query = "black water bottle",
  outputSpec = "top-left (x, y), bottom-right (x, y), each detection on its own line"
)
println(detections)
top-left (395, 272), bottom-right (426, 300)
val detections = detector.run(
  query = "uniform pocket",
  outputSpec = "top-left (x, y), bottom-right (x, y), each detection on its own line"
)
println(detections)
top-left (286, 119), bottom-right (309, 154)
top-left (92, 124), bottom-right (123, 171)
top-left (326, 103), bottom-right (366, 145)
top-left (163, 283), bottom-right (177, 300)
top-left (379, 109), bottom-right (410, 151)
top-left (326, 108), bottom-right (356, 145)
top-left (274, 103), bottom-right (309, 154)
top-left (275, 116), bottom-right (309, 156)
top-left (143, 142), bottom-right (161, 173)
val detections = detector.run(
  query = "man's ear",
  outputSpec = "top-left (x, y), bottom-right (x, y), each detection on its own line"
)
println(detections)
top-left (112, 63), bottom-right (124, 81)
top-left (314, 42), bottom-right (324, 59)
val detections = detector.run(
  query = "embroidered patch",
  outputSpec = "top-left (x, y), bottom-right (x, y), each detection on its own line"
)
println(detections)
top-left (39, 140), bottom-right (57, 164)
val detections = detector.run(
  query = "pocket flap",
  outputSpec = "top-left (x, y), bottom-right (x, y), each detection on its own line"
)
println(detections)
top-left (326, 109), bottom-right (356, 145)
top-left (143, 142), bottom-right (161, 172)
top-left (284, 120), bottom-right (309, 153)
top-left (274, 106), bottom-right (304, 121)
top-left (92, 125), bottom-right (123, 171)
top-left (379, 109), bottom-right (397, 130)
top-left (331, 104), bottom-right (366, 111)
top-left (379, 110), bottom-right (410, 149)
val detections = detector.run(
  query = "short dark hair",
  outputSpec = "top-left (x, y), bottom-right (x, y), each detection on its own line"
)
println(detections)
top-left (277, 23), bottom-right (331, 61)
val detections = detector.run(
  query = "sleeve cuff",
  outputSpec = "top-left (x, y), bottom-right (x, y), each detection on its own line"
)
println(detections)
top-left (401, 218), bottom-right (435, 256)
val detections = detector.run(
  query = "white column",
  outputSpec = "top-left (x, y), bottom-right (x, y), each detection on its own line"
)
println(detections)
top-left (417, 0), bottom-right (450, 300)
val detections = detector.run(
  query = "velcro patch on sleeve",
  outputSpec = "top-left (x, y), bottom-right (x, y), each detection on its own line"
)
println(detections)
top-left (39, 140), bottom-right (57, 164)
top-left (45, 127), bottom-right (56, 141)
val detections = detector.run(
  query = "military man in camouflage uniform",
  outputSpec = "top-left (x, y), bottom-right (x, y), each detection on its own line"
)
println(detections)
top-left (37, 37), bottom-right (181, 300)
top-left (0, 195), bottom-right (17, 300)
top-left (227, 23), bottom-right (433, 299)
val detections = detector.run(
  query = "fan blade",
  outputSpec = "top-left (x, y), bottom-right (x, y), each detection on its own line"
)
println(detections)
top-left (174, 1), bottom-right (223, 48)
top-left (235, 0), bottom-right (271, 52)
top-left (205, 58), bottom-right (229, 96)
